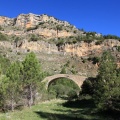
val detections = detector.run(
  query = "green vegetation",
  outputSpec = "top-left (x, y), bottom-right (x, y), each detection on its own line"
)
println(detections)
top-left (0, 99), bottom-right (119, 120)
top-left (95, 40), bottom-right (103, 45)
top-left (29, 34), bottom-right (39, 41)
top-left (48, 78), bottom-right (79, 100)
top-left (22, 52), bottom-right (42, 107)
top-left (81, 51), bottom-right (120, 113)
top-left (0, 52), bottom-right (46, 111)
top-left (54, 33), bottom-right (104, 46)
top-left (117, 46), bottom-right (120, 52)
top-left (0, 46), bottom-right (119, 119)
top-left (0, 32), bottom-right (8, 41)
top-left (29, 34), bottom-right (42, 42)
top-left (56, 25), bottom-right (63, 31)
top-left (0, 55), bottom-right (10, 74)
top-left (0, 26), bottom-right (4, 31)
top-left (1, 62), bottom-right (23, 111)
top-left (88, 56), bottom-right (100, 64)
top-left (103, 34), bottom-right (120, 40)
top-left (93, 51), bottom-right (120, 111)
top-left (60, 67), bottom-right (66, 74)
top-left (60, 61), bottom-right (78, 75)
top-left (53, 32), bottom-right (120, 47)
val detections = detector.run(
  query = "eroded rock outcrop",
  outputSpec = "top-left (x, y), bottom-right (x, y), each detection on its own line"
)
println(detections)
top-left (0, 16), bottom-right (14, 26)
top-left (0, 39), bottom-right (120, 57)
top-left (0, 13), bottom-right (77, 39)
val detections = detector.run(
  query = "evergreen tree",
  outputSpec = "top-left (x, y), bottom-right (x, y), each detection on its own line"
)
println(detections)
top-left (60, 67), bottom-right (66, 74)
top-left (93, 51), bottom-right (119, 111)
top-left (111, 68), bottom-right (120, 111)
top-left (0, 55), bottom-right (10, 74)
top-left (22, 52), bottom-right (42, 107)
top-left (5, 62), bottom-right (23, 111)
top-left (0, 75), bottom-right (9, 111)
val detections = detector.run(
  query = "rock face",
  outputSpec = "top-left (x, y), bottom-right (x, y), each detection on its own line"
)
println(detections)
top-left (0, 13), bottom-right (120, 68)
top-left (0, 39), bottom-right (120, 56)
top-left (0, 13), bottom-right (78, 39)
top-left (0, 13), bottom-right (72, 28)
top-left (15, 13), bottom-right (71, 28)
top-left (15, 13), bottom-right (40, 28)
top-left (64, 39), bottom-right (120, 56)
top-left (0, 16), bottom-right (14, 26)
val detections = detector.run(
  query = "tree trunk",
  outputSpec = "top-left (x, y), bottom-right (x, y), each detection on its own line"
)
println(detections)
top-left (11, 95), bottom-right (14, 111)
top-left (28, 85), bottom-right (33, 108)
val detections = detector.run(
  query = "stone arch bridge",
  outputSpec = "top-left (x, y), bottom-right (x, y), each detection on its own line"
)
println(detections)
top-left (42, 74), bottom-right (87, 89)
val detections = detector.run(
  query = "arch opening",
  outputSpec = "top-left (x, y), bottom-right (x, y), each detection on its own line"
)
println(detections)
top-left (48, 77), bottom-right (80, 89)
top-left (48, 77), bottom-right (80, 100)
top-left (42, 74), bottom-right (87, 90)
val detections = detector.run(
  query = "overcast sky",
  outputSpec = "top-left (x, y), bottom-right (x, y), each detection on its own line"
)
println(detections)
top-left (0, 0), bottom-right (120, 36)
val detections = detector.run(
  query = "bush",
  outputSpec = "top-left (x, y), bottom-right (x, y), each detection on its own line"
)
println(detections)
top-left (103, 34), bottom-right (120, 39)
top-left (88, 56), bottom-right (100, 64)
top-left (67, 90), bottom-right (78, 100)
top-left (0, 26), bottom-right (4, 31)
top-left (0, 55), bottom-right (10, 74)
top-left (56, 25), bottom-right (62, 31)
top-left (80, 77), bottom-right (96, 96)
top-left (60, 67), bottom-right (66, 74)
top-left (117, 46), bottom-right (120, 52)
top-left (17, 52), bottom-right (21, 55)
top-left (48, 78), bottom-right (80, 100)
top-left (0, 32), bottom-right (8, 41)
top-left (39, 22), bottom-right (45, 25)
top-left (95, 40), bottom-right (103, 45)
top-left (56, 39), bottom-right (64, 46)
top-left (29, 34), bottom-right (39, 41)
top-left (93, 51), bottom-right (120, 111)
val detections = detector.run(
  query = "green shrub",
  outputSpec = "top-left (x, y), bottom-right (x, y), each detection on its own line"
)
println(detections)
top-left (117, 46), bottom-right (120, 52)
top-left (103, 34), bottom-right (120, 39)
top-left (95, 40), bottom-right (103, 45)
top-left (67, 90), bottom-right (78, 100)
top-left (80, 77), bottom-right (96, 96)
top-left (17, 52), bottom-right (21, 55)
top-left (88, 56), bottom-right (100, 64)
top-left (56, 39), bottom-right (64, 46)
top-left (56, 25), bottom-right (62, 31)
top-left (60, 67), bottom-right (66, 74)
top-left (48, 78), bottom-right (80, 100)
top-left (39, 22), bottom-right (45, 25)
top-left (82, 59), bottom-right (86, 63)
top-left (29, 34), bottom-right (39, 41)
top-left (0, 26), bottom-right (4, 31)
top-left (0, 32), bottom-right (8, 41)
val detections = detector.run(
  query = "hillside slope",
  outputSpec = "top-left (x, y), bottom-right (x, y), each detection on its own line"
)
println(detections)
top-left (0, 13), bottom-right (120, 76)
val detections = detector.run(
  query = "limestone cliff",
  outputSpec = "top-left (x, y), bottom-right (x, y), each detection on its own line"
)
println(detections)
top-left (0, 13), bottom-right (80, 39)
top-left (0, 16), bottom-right (14, 26)
top-left (0, 13), bottom-right (120, 67)
top-left (0, 39), bottom-right (119, 58)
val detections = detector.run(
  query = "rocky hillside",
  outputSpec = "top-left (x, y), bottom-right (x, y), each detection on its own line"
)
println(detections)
top-left (0, 13), bottom-right (120, 76)
top-left (0, 13), bottom-right (84, 39)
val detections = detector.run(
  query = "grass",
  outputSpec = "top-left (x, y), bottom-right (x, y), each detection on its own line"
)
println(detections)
top-left (0, 99), bottom-right (119, 120)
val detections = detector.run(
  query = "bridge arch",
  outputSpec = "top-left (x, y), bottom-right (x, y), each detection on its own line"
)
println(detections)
top-left (42, 74), bottom-right (87, 89)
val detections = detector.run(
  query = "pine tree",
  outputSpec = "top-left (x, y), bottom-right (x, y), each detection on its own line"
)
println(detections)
top-left (0, 75), bottom-right (9, 111)
top-left (22, 52), bottom-right (42, 107)
top-left (93, 51), bottom-right (119, 111)
top-left (5, 62), bottom-right (23, 111)
top-left (111, 68), bottom-right (120, 111)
